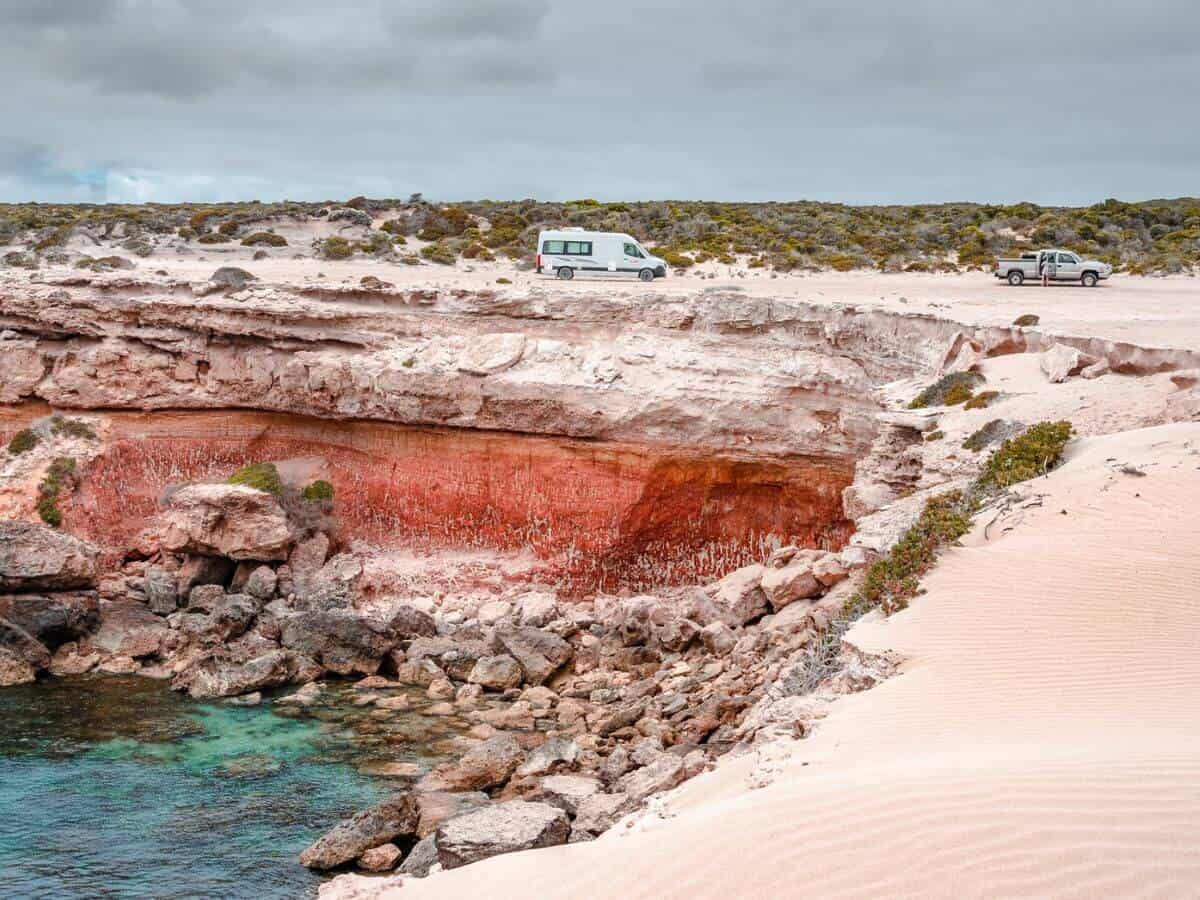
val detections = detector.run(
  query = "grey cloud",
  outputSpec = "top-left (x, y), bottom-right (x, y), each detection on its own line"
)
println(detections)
top-left (0, 0), bottom-right (1197, 204)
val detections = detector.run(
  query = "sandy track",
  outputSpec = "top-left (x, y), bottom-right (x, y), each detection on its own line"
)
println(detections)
top-left (387, 423), bottom-right (1200, 899)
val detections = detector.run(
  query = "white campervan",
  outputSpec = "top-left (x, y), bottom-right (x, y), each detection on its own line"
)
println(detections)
top-left (535, 229), bottom-right (667, 282)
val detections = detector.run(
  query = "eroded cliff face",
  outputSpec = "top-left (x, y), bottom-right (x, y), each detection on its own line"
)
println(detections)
top-left (0, 274), bottom-right (1094, 589)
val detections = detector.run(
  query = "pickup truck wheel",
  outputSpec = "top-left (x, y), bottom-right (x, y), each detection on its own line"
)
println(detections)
top-left (1007, 270), bottom-right (1024, 286)
top-left (1081, 271), bottom-right (1098, 287)
top-left (638, 268), bottom-right (654, 282)
top-left (556, 266), bottom-right (574, 281)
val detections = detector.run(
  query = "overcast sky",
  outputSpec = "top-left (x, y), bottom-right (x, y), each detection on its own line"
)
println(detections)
top-left (1, 0), bottom-right (1197, 206)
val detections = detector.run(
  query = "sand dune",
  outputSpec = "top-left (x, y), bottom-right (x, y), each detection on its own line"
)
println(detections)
top-left (389, 423), bottom-right (1200, 899)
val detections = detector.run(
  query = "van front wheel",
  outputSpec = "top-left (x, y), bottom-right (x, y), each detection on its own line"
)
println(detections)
top-left (638, 268), bottom-right (654, 282)
top-left (556, 267), bottom-right (574, 280)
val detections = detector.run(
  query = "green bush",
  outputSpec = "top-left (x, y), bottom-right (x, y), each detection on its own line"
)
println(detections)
top-left (318, 236), bottom-right (354, 260)
top-left (301, 479), bottom-right (335, 501)
top-left (977, 421), bottom-right (1073, 489)
top-left (36, 456), bottom-right (77, 528)
top-left (420, 240), bottom-right (458, 265)
top-left (907, 372), bottom-right (984, 409)
top-left (241, 231), bottom-right (288, 247)
top-left (50, 416), bottom-right (98, 440)
top-left (963, 390), bottom-right (999, 411)
top-left (227, 462), bottom-right (283, 496)
top-left (7, 428), bottom-right (39, 455)
top-left (197, 232), bottom-right (232, 245)
top-left (1013, 314), bottom-right (1040, 327)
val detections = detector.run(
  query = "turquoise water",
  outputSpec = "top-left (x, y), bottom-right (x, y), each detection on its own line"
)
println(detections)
top-left (0, 676), bottom-right (426, 899)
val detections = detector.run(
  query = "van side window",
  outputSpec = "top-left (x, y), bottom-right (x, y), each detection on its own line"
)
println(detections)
top-left (564, 241), bottom-right (592, 255)
top-left (623, 243), bottom-right (643, 258)
top-left (1058, 252), bottom-right (1075, 264)
top-left (543, 240), bottom-right (565, 254)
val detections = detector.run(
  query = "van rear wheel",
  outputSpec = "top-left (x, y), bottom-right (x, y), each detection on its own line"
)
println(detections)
top-left (638, 268), bottom-right (654, 282)
top-left (1081, 271), bottom-right (1098, 287)
top-left (556, 267), bottom-right (574, 280)
top-left (1007, 270), bottom-right (1024, 286)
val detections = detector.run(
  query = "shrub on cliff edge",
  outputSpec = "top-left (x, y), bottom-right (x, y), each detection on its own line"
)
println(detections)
top-left (227, 462), bottom-right (283, 496)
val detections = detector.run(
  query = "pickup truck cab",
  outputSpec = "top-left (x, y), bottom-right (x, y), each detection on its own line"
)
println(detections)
top-left (995, 249), bottom-right (1112, 287)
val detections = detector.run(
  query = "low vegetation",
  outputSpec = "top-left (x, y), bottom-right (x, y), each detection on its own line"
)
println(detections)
top-left (1013, 313), bottom-right (1040, 327)
top-left (241, 231), bottom-right (288, 247)
top-left (7, 428), bottom-right (40, 455)
top-left (50, 415), bottom-right (98, 441)
top-left (301, 479), bottom-right (335, 501)
top-left (907, 372), bottom-right (984, 409)
top-left (227, 462), bottom-right (283, 496)
top-left (963, 390), bottom-right (999, 411)
top-left (962, 418), bottom-right (1013, 452)
top-left (37, 456), bottom-right (77, 527)
top-left (1, 196), bottom-right (1197, 273)
top-left (841, 419), bottom-right (1074, 623)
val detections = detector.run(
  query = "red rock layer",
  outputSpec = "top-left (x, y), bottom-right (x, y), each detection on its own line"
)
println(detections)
top-left (3, 408), bottom-right (854, 593)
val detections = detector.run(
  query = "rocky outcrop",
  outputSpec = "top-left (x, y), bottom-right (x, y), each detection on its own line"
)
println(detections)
top-left (279, 611), bottom-right (394, 676)
top-left (0, 522), bottom-right (99, 592)
top-left (159, 484), bottom-right (293, 561)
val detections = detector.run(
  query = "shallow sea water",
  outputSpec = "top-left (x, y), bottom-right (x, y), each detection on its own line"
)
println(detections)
top-left (0, 675), bottom-right (428, 899)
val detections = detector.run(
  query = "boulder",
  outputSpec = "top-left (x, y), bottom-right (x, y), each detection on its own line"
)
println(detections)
top-left (0, 522), bottom-right (98, 592)
top-left (143, 566), bottom-right (179, 615)
top-left (570, 791), bottom-right (633, 841)
top-left (204, 593), bottom-right (258, 642)
top-left (293, 553), bottom-right (362, 612)
top-left (656, 617), bottom-right (700, 652)
top-left (398, 834), bottom-right (439, 877)
top-left (0, 591), bottom-right (98, 649)
top-left (357, 843), bottom-right (402, 872)
top-left (407, 636), bottom-right (490, 682)
top-left (436, 733), bottom-right (523, 791)
top-left (706, 564), bottom-right (769, 626)
top-left (173, 649), bottom-right (294, 699)
top-left (92, 600), bottom-right (169, 658)
top-left (435, 801), bottom-right (569, 870)
top-left (159, 484), bottom-right (293, 561)
top-left (516, 737), bottom-right (580, 778)
top-left (209, 267), bottom-right (257, 290)
top-left (0, 616), bottom-right (50, 674)
top-left (0, 646), bottom-right (37, 686)
top-left (243, 565), bottom-right (278, 601)
top-left (1040, 343), bottom-right (1093, 384)
top-left (387, 603), bottom-right (437, 640)
top-left (493, 626), bottom-right (572, 685)
top-left (280, 610), bottom-right (393, 676)
top-left (299, 793), bottom-right (419, 870)
top-left (759, 556), bottom-right (823, 611)
top-left (616, 754), bottom-right (687, 803)
top-left (517, 592), bottom-right (559, 627)
top-left (467, 654), bottom-right (523, 691)
top-left (414, 790), bottom-right (489, 838)
top-left (536, 775), bottom-right (601, 816)
top-left (187, 584), bottom-right (226, 613)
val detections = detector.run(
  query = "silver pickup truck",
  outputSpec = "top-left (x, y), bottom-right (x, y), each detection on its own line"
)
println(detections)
top-left (995, 249), bottom-right (1112, 287)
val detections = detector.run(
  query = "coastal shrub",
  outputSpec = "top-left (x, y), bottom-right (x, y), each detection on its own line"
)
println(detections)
top-left (7, 428), bottom-right (40, 455)
top-left (924, 429), bottom-right (944, 442)
top-left (907, 371), bottom-right (984, 409)
top-left (1013, 314), bottom-right (1040, 327)
top-left (841, 419), bottom-right (1074, 623)
top-left (227, 462), bottom-right (283, 496)
top-left (317, 236), bottom-right (353, 260)
top-left (962, 418), bottom-right (1015, 452)
top-left (197, 232), bottom-right (232, 245)
top-left (35, 225), bottom-right (73, 251)
top-left (976, 420), bottom-right (1073, 490)
top-left (496, 277), bottom-right (512, 284)
top-left (653, 247), bottom-right (695, 269)
top-left (37, 456), bottom-right (77, 528)
top-left (50, 416), bottom-right (98, 441)
top-left (241, 231), bottom-right (288, 247)
top-left (301, 479), bottom-right (335, 501)
top-left (420, 240), bottom-right (458, 265)
top-left (218, 221), bottom-right (240, 236)
top-left (963, 390), bottom-right (999, 411)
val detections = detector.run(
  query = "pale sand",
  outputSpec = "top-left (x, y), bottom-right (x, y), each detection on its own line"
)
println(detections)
top-left (385, 422), bottom-right (1200, 899)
